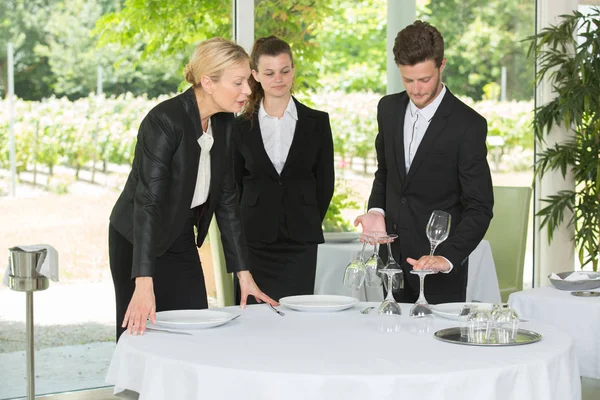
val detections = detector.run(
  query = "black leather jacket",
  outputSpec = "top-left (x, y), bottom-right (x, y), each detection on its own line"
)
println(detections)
top-left (110, 88), bottom-right (248, 278)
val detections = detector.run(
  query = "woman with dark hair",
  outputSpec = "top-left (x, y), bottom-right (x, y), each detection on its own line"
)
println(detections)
top-left (109, 38), bottom-right (276, 340)
top-left (234, 36), bottom-right (335, 303)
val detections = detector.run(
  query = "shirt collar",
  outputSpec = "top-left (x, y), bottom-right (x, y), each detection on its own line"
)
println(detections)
top-left (258, 96), bottom-right (298, 121)
top-left (409, 84), bottom-right (447, 122)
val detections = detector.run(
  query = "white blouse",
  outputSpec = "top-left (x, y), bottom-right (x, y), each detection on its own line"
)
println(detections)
top-left (190, 119), bottom-right (213, 208)
top-left (258, 97), bottom-right (298, 175)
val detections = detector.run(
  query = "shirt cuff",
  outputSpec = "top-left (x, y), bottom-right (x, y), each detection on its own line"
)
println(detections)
top-left (368, 208), bottom-right (385, 217)
top-left (440, 257), bottom-right (453, 273)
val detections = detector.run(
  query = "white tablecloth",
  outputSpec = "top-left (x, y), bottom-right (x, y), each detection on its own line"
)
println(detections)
top-left (315, 240), bottom-right (501, 304)
top-left (509, 286), bottom-right (600, 379)
top-left (106, 303), bottom-right (580, 400)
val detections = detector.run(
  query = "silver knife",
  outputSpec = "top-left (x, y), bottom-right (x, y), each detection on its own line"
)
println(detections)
top-left (268, 303), bottom-right (285, 316)
top-left (145, 327), bottom-right (192, 335)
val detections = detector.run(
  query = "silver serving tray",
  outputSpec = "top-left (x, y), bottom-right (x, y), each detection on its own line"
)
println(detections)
top-left (434, 327), bottom-right (542, 346)
top-left (571, 291), bottom-right (600, 297)
top-left (548, 271), bottom-right (600, 291)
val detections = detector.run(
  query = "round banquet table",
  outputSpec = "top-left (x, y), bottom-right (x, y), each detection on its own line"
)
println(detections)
top-left (106, 302), bottom-right (581, 400)
top-left (509, 286), bottom-right (600, 379)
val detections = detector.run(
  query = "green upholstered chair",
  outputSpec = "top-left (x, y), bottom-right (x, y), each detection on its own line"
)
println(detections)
top-left (207, 216), bottom-right (235, 307)
top-left (484, 186), bottom-right (533, 303)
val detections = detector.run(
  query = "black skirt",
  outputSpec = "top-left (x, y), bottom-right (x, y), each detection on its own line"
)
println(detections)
top-left (235, 214), bottom-right (318, 304)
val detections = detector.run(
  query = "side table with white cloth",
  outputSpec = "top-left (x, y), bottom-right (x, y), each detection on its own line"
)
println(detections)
top-left (315, 239), bottom-right (501, 304)
top-left (509, 286), bottom-right (600, 379)
top-left (106, 302), bottom-right (581, 400)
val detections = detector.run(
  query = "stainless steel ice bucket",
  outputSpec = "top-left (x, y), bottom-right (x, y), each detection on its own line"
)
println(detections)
top-left (8, 247), bottom-right (49, 291)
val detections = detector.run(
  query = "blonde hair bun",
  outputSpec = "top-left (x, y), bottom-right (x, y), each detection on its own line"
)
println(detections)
top-left (184, 37), bottom-right (249, 88)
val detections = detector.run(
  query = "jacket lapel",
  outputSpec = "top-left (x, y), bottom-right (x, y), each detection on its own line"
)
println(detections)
top-left (248, 113), bottom-right (280, 179)
top-left (281, 98), bottom-right (315, 177)
top-left (403, 90), bottom-right (454, 188)
top-left (209, 113), bottom-right (227, 202)
top-left (180, 87), bottom-right (201, 180)
top-left (393, 94), bottom-right (409, 185)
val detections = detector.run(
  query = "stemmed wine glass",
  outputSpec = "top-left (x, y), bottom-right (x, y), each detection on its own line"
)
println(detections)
top-left (342, 241), bottom-right (368, 290)
top-left (426, 210), bottom-right (451, 256)
top-left (408, 270), bottom-right (436, 318)
top-left (377, 234), bottom-right (403, 315)
top-left (363, 232), bottom-right (385, 287)
top-left (409, 210), bottom-right (452, 318)
top-left (381, 234), bottom-right (403, 293)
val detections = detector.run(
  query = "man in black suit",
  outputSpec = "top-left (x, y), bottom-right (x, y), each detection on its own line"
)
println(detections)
top-left (354, 21), bottom-right (494, 304)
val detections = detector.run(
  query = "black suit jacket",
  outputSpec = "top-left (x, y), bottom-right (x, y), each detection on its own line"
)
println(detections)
top-left (234, 97), bottom-right (335, 244)
top-left (110, 88), bottom-right (248, 278)
top-left (368, 89), bottom-right (494, 301)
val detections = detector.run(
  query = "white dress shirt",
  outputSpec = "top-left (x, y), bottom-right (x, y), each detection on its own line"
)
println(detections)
top-left (371, 85), bottom-right (447, 217)
top-left (258, 97), bottom-right (298, 175)
top-left (190, 119), bottom-right (213, 209)
top-left (403, 85), bottom-right (447, 171)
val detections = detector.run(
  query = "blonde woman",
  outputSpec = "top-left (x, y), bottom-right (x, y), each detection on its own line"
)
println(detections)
top-left (109, 38), bottom-right (276, 340)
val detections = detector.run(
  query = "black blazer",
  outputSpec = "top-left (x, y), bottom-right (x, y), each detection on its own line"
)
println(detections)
top-left (110, 88), bottom-right (248, 278)
top-left (368, 89), bottom-right (494, 300)
top-left (234, 98), bottom-right (335, 244)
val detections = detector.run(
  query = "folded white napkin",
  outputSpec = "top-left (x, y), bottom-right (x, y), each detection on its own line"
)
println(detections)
top-left (2, 244), bottom-right (59, 287)
top-left (564, 272), bottom-right (591, 281)
top-left (550, 272), bottom-right (599, 281)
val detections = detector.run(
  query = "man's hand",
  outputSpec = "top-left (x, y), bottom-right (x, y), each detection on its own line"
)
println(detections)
top-left (407, 256), bottom-right (450, 272)
top-left (354, 210), bottom-right (386, 235)
top-left (237, 270), bottom-right (278, 308)
top-left (123, 276), bottom-right (156, 336)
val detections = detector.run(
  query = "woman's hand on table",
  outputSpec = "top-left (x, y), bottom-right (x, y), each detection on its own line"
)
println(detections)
top-left (123, 276), bottom-right (156, 336)
top-left (237, 270), bottom-right (278, 308)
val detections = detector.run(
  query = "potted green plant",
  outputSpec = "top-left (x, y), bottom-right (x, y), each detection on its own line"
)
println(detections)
top-left (529, 8), bottom-right (599, 271)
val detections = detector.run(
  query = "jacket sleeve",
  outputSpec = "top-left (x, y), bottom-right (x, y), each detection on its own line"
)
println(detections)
top-left (315, 113), bottom-right (335, 221)
top-left (232, 118), bottom-right (246, 201)
top-left (214, 114), bottom-right (249, 273)
top-left (368, 98), bottom-right (389, 211)
top-left (131, 113), bottom-right (179, 278)
top-left (437, 114), bottom-right (494, 267)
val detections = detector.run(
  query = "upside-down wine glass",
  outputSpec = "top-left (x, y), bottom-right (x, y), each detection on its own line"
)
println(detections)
top-left (364, 232), bottom-right (385, 288)
top-left (342, 241), bottom-right (368, 290)
top-left (381, 234), bottom-right (403, 293)
top-left (377, 234), bottom-right (403, 315)
top-left (409, 210), bottom-right (452, 318)
top-left (408, 269), bottom-right (436, 318)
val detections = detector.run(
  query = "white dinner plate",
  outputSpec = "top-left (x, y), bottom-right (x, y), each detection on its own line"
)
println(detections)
top-left (154, 309), bottom-right (239, 329)
top-left (431, 302), bottom-right (494, 320)
top-left (279, 295), bottom-right (359, 312)
top-left (323, 232), bottom-right (361, 243)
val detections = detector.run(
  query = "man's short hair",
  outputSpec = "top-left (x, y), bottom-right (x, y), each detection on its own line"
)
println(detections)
top-left (393, 20), bottom-right (444, 67)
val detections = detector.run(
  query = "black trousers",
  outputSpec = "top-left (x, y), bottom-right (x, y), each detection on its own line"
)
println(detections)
top-left (109, 216), bottom-right (208, 341)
